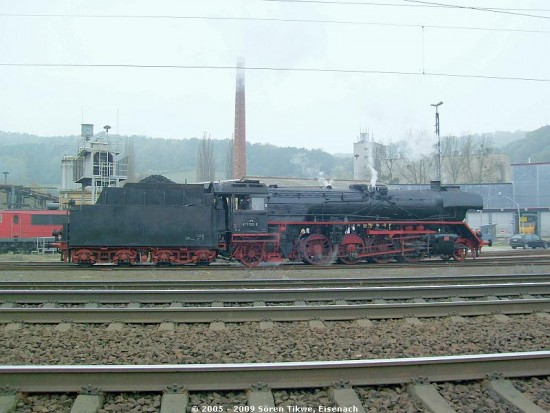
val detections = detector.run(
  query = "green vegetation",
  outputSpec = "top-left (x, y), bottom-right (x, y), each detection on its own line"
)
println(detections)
top-left (502, 126), bottom-right (550, 164)
top-left (0, 131), bottom-right (353, 186)
top-left (0, 125), bottom-right (548, 187)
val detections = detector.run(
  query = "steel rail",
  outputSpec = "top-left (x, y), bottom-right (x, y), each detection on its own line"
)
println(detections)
top-left (0, 273), bottom-right (549, 290)
top-left (0, 298), bottom-right (548, 323)
top-left (2, 283), bottom-right (550, 304)
top-left (0, 254), bottom-right (549, 271)
top-left (1, 351), bottom-right (549, 392)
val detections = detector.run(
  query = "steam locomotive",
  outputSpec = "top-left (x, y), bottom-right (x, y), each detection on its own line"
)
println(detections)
top-left (56, 179), bottom-right (485, 266)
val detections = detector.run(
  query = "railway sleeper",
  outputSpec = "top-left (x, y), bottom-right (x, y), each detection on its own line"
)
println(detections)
top-left (2, 378), bottom-right (548, 412)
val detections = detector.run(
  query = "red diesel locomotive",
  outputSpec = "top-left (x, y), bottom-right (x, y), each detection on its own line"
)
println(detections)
top-left (0, 209), bottom-right (67, 253)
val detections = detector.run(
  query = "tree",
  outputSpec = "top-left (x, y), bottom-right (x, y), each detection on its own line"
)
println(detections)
top-left (390, 130), bottom-right (435, 184)
top-left (399, 155), bottom-right (434, 184)
top-left (502, 125), bottom-right (550, 163)
top-left (196, 133), bottom-right (216, 182)
top-left (461, 134), bottom-right (496, 183)
top-left (474, 135), bottom-right (496, 183)
top-left (225, 139), bottom-right (233, 180)
top-left (441, 135), bottom-right (465, 184)
top-left (379, 141), bottom-right (405, 184)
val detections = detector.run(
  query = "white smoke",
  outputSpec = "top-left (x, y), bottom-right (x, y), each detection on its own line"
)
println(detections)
top-left (400, 129), bottom-right (436, 160)
top-left (367, 142), bottom-right (378, 188)
top-left (290, 152), bottom-right (319, 177)
top-left (318, 172), bottom-right (333, 188)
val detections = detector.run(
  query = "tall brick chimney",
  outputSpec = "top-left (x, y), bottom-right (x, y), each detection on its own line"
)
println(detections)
top-left (233, 57), bottom-right (246, 179)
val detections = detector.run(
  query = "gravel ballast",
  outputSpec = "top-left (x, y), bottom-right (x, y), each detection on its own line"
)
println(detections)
top-left (15, 394), bottom-right (73, 413)
top-left (511, 377), bottom-right (550, 410)
top-left (437, 381), bottom-right (522, 413)
top-left (1, 315), bottom-right (548, 365)
top-left (356, 385), bottom-right (420, 412)
top-left (98, 394), bottom-right (162, 412)
top-left (2, 258), bottom-right (549, 410)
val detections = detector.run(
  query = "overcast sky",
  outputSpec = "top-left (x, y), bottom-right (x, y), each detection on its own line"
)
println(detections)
top-left (0, 0), bottom-right (548, 154)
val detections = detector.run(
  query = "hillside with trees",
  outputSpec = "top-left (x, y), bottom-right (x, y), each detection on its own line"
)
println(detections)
top-left (0, 131), bottom-right (353, 186)
top-left (0, 125), bottom-right (548, 188)
top-left (501, 126), bottom-right (550, 164)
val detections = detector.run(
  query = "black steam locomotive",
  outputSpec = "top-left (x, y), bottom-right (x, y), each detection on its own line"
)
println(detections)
top-left (57, 179), bottom-right (484, 266)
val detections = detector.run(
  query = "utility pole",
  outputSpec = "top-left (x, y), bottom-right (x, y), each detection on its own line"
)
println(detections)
top-left (431, 101), bottom-right (443, 181)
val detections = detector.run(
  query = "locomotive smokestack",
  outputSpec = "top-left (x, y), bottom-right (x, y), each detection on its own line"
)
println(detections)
top-left (233, 57), bottom-right (246, 179)
top-left (430, 180), bottom-right (442, 191)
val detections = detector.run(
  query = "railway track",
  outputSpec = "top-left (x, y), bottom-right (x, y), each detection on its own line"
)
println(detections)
top-left (0, 272), bottom-right (549, 289)
top-left (1, 282), bottom-right (549, 323)
top-left (1, 352), bottom-right (549, 412)
top-left (2, 299), bottom-right (548, 324)
top-left (1, 251), bottom-right (550, 271)
top-left (2, 282), bottom-right (550, 303)
top-left (1, 267), bottom-right (548, 412)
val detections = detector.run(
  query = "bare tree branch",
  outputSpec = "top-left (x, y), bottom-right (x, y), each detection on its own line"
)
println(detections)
top-left (196, 132), bottom-right (216, 182)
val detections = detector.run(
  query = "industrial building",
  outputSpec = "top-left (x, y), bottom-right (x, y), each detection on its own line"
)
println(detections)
top-left (59, 124), bottom-right (128, 208)
top-left (466, 162), bottom-right (550, 239)
top-left (353, 132), bottom-right (385, 183)
top-left (0, 184), bottom-right (58, 210)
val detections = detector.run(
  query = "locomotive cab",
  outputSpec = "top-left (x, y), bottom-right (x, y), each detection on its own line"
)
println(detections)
top-left (212, 180), bottom-right (277, 266)
top-left (212, 180), bottom-right (269, 235)
top-left (232, 194), bottom-right (268, 233)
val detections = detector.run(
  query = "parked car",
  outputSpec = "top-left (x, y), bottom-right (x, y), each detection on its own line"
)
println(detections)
top-left (509, 234), bottom-right (549, 249)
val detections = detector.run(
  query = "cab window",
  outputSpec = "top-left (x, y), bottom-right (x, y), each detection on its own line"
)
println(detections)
top-left (13, 215), bottom-right (19, 224)
top-left (236, 196), bottom-right (250, 210)
top-left (251, 197), bottom-right (266, 211)
top-left (235, 195), bottom-right (266, 211)
top-left (31, 215), bottom-right (67, 225)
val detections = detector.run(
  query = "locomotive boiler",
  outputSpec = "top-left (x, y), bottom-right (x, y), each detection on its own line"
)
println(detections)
top-left (57, 179), bottom-right (484, 266)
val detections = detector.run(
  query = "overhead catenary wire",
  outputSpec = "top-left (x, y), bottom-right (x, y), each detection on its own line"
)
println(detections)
top-left (402, 0), bottom-right (550, 20)
top-left (265, 0), bottom-right (550, 19)
top-left (264, 0), bottom-right (550, 12)
top-left (0, 62), bottom-right (548, 83)
top-left (1, 6), bottom-right (547, 85)
top-left (263, 0), bottom-right (550, 10)
top-left (0, 12), bottom-right (549, 34)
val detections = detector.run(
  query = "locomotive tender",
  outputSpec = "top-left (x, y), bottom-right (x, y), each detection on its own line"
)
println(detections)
top-left (57, 179), bottom-right (484, 266)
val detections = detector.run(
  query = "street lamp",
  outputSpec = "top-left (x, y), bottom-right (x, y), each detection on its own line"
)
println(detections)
top-left (2, 171), bottom-right (8, 185)
top-left (498, 192), bottom-right (521, 234)
top-left (431, 101), bottom-right (443, 181)
top-left (479, 197), bottom-right (495, 232)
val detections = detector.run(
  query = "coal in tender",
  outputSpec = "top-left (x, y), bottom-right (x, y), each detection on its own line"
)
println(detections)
top-left (139, 175), bottom-right (175, 184)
